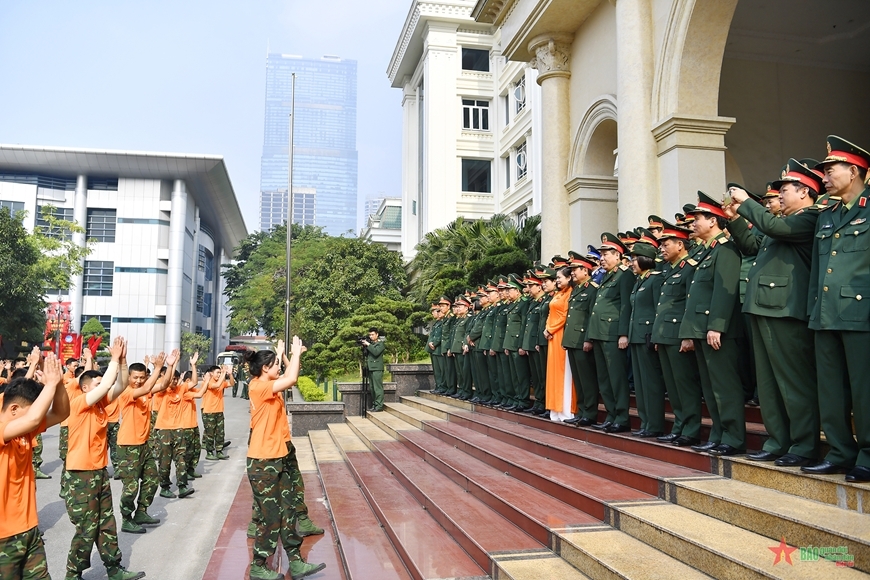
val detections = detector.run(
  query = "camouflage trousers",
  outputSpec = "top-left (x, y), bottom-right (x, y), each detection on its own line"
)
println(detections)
top-left (148, 413), bottom-right (159, 456)
top-left (0, 526), bottom-right (49, 580)
top-left (156, 428), bottom-right (188, 489)
top-left (183, 426), bottom-right (201, 473)
top-left (247, 450), bottom-right (304, 566)
top-left (32, 434), bottom-right (43, 469)
top-left (107, 421), bottom-right (120, 472)
top-left (201, 411), bottom-right (225, 454)
top-left (250, 441), bottom-right (308, 527)
top-left (59, 427), bottom-right (69, 498)
top-left (63, 468), bottom-right (123, 577)
top-left (116, 442), bottom-right (159, 519)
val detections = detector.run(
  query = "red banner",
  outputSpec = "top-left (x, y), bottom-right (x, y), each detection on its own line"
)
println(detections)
top-left (60, 333), bottom-right (80, 361)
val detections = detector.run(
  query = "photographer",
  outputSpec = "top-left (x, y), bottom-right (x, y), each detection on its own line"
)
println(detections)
top-left (362, 327), bottom-right (386, 412)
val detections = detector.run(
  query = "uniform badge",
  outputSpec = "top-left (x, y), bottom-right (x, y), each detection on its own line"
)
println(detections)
top-left (822, 199), bottom-right (829, 205)
top-left (827, 141), bottom-right (832, 155)
top-left (851, 218), bottom-right (866, 225)
top-left (781, 168), bottom-right (788, 179)
top-left (671, 273), bottom-right (681, 278)
top-left (861, 198), bottom-right (868, 208)
top-left (686, 258), bottom-right (697, 266)
top-left (679, 260), bottom-right (685, 268)
top-left (601, 234), bottom-right (607, 243)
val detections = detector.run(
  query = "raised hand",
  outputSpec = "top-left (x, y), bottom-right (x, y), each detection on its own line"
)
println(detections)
top-left (82, 347), bottom-right (93, 362)
top-left (276, 339), bottom-right (285, 357)
top-left (153, 352), bottom-right (166, 369)
top-left (166, 349), bottom-right (180, 367)
top-left (42, 352), bottom-right (63, 387)
top-left (290, 336), bottom-right (306, 356)
top-left (109, 337), bottom-right (125, 361)
top-left (190, 351), bottom-right (199, 366)
top-left (27, 345), bottom-right (41, 366)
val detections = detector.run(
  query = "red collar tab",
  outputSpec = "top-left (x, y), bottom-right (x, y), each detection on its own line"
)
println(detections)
top-left (861, 197), bottom-right (867, 208)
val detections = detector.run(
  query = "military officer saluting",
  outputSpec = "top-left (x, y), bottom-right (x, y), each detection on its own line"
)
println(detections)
top-left (803, 136), bottom-right (870, 481)
top-left (725, 160), bottom-right (823, 466)
top-left (680, 192), bottom-right (746, 456)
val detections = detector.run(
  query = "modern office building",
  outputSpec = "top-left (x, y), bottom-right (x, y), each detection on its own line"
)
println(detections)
top-left (364, 194), bottom-right (386, 221)
top-left (0, 144), bottom-right (248, 364)
top-left (360, 197), bottom-right (402, 252)
top-left (259, 54), bottom-right (358, 235)
top-left (260, 186), bottom-right (317, 228)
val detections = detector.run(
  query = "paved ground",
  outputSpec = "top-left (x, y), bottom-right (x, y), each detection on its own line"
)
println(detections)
top-left (37, 395), bottom-right (251, 580)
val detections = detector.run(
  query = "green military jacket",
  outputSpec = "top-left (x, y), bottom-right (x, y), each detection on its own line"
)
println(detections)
top-left (479, 303), bottom-right (498, 351)
top-left (521, 297), bottom-right (543, 351)
top-left (652, 258), bottom-right (693, 345)
top-left (437, 315), bottom-right (455, 355)
top-left (586, 266), bottom-right (635, 341)
top-left (449, 315), bottom-right (470, 354)
top-left (729, 199), bottom-right (818, 320)
top-left (537, 294), bottom-right (552, 347)
top-left (680, 232), bottom-right (744, 340)
top-left (503, 298), bottom-right (530, 351)
top-left (562, 281), bottom-right (598, 349)
top-left (490, 301), bottom-right (511, 352)
top-left (427, 318), bottom-right (443, 354)
top-left (467, 307), bottom-right (486, 349)
top-left (365, 338), bottom-right (386, 371)
top-left (809, 187), bottom-right (870, 331)
top-left (628, 270), bottom-right (664, 344)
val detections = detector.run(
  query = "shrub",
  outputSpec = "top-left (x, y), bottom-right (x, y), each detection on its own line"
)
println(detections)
top-left (297, 376), bottom-right (326, 402)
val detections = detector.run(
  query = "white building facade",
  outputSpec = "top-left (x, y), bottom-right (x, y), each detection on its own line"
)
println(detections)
top-left (0, 145), bottom-right (248, 364)
top-left (388, 0), bottom-right (543, 260)
top-left (360, 197), bottom-right (403, 252)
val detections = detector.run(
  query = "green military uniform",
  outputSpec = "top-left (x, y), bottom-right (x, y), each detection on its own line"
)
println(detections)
top-left (448, 302), bottom-right (472, 399)
top-left (729, 166), bottom-right (820, 462)
top-left (628, 246), bottom-right (667, 435)
top-left (479, 289), bottom-right (500, 404)
top-left (365, 337), bottom-right (386, 411)
top-left (503, 278), bottom-right (532, 409)
top-left (521, 289), bottom-right (545, 412)
top-left (490, 286), bottom-right (512, 406)
top-left (440, 313), bottom-right (457, 395)
top-left (680, 199), bottom-right (746, 454)
top-left (428, 311), bottom-right (446, 393)
top-left (468, 297), bottom-right (492, 403)
top-left (562, 278), bottom-right (599, 423)
top-left (808, 136), bottom-right (870, 478)
top-left (587, 238), bottom-right (635, 430)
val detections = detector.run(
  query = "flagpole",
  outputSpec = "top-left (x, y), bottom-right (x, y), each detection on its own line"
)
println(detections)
top-left (284, 73), bottom-right (296, 359)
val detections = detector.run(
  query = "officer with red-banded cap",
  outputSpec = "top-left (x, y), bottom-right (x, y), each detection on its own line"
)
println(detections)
top-left (725, 159), bottom-right (822, 467)
top-left (679, 192), bottom-right (746, 456)
top-left (562, 251), bottom-right (601, 426)
top-left (803, 136), bottom-right (870, 481)
top-left (647, 215), bottom-right (664, 239)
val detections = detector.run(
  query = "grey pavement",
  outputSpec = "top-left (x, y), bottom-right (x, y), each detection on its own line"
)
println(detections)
top-left (37, 395), bottom-right (251, 580)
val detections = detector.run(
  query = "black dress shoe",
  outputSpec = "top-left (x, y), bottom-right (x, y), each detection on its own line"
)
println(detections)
top-left (578, 418), bottom-right (593, 427)
top-left (747, 451), bottom-right (780, 462)
top-left (503, 405), bottom-right (518, 412)
top-left (469, 397), bottom-right (481, 403)
top-left (708, 444), bottom-right (742, 457)
top-left (605, 423), bottom-right (630, 433)
top-left (563, 416), bottom-right (582, 425)
top-left (774, 454), bottom-right (813, 467)
top-left (745, 397), bottom-right (760, 407)
top-left (691, 441), bottom-right (718, 452)
top-left (639, 431), bottom-right (664, 439)
top-left (631, 429), bottom-right (646, 436)
top-left (540, 412), bottom-right (551, 420)
top-left (672, 436), bottom-right (700, 447)
top-left (592, 421), bottom-right (612, 431)
top-left (801, 460), bottom-right (849, 475)
top-left (530, 407), bottom-right (544, 415)
top-left (846, 466), bottom-right (870, 482)
top-left (657, 433), bottom-right (679, 442)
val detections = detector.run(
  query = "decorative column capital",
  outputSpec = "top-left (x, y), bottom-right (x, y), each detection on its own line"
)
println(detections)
top-left (528, 33), bottom-right (572, 84)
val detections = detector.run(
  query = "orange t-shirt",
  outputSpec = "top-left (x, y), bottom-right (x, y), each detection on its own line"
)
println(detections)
top-left (181, 382), bottom-right (199, 429)
top-left (66, 392), bottom-right (109, 471)
top-left (60, 381), bottom-right (81, 428)
top-left (151, 389), bottom-right (164, 413)
top-left (155, 383), bottom-right (195, 430)
top-left (117, 389), bottom-right (152, 446)
top-left (247, 378), bottom-right (290, 460)
top-left (0, 419), bottom-right (46, 538)
top-left (202, 380), bottom-right (229, 414)
top-left (105, 396), bottom-right (121, 423)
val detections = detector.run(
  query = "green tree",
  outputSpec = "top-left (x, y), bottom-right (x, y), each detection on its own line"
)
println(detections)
top-left (33, 205), bottom-right (92, 292)
top-left (181, 331), bottom-right (212, 363)
top-left (0, 208), bottom-right (46, 352)
top-left (80, 317), bottom-right (111, 358)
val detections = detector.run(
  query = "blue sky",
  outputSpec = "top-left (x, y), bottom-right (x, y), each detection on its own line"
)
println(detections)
top-left (0, 0), bottom-right (410, 233)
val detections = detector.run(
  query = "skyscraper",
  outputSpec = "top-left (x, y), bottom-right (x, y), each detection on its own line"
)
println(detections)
top-left (259, 54), bottom-right (358, 234)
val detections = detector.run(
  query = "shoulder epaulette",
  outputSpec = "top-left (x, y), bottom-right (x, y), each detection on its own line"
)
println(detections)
top-left (589, 281), bottom-right (599, 288)
top-left (649, 271), bottom-right (661, 275)
top-left (686, 258), bottom-right (698, 266)
top-left (619, 264), bottom-right (629, 271)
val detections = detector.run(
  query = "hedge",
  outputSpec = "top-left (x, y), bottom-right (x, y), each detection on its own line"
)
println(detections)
top-left (297, 376), bottom-right (326, 402)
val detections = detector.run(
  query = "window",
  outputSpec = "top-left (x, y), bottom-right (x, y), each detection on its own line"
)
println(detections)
top-left (516, 142), bottom-right (528, 181)
top-left (514, 75), bottom-right (526, 114)
top-left (0, 200), bottom-right (24, 213)
top-left (203, 293), bottom-right (212, 318)
top-left (83, 261), bottom-right (114, 296)
top-left (504, 157), bottom-right (511, 189)
top-left (196, 285), bottom-right (204, 313)
top-left (516, 208), bottom-right (528, 228)
top-left (87, 178), bottom-right (118, 191)
top-left (461, 48), bottom-right (489, 72)
top-left (198, 245), bottom-right (214, 281)
top-left (81, 315), bottom-right (112, 337)
top-left (462, 99), bottom-right (489, 131)
top-left (86, 209), bottom-right (116, 242)
top-left (36, 206), bottom-right (74, 240)
top-left (462, 159), bottom-right (491, 193)
top-left (412, 200), bottom-right (417, 216)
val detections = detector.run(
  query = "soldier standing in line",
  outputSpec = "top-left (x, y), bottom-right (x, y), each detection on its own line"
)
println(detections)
top-left (503, 275), bottom-right (532, 410)
top-left (490, 277), bottom-right (512, 408)
top-left (680, 192), bottom-right (746, 456)
top-left (725, 159), bottom-right (822, 467)
top-left (439, 297), bottom-right (458, 397)
top-left (468, 288), bottom-right (491, 404)
top-left (587, 234), bottom-right (635, 433)
top-left (520, 272), bottom-right (544, 413)
top-left (803, 136), bottom-right (870, 481)
top-left (478, 282), bottom-right (501, 405)
top-left (427, 302), bottom-right (444, 393)
top-left (562, 252), bottom-right (600, 426)
top-left (362, 328), bottom-right (386, 412)
top-left (535, 267), bottom-right (557, 416)
top-left (449, 296), bottom-right (473, 400)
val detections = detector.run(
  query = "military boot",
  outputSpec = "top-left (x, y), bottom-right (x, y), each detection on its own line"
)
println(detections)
top-left (121, 518), bottom-right (145, 534)
top-left (107, 566), bottom-right (145, 580)
top-left (289, 560), bottom-right (326, 580)
top-left (249, 564), bottom-right (282, 580)
top-left (217, 451), bottom-right (230, 460)
top-left (34, 469), bottom-right (51, 479)
top-left (159, 487), bottom-right (176, 499)
top-left (133, 510), bottom-right (160, 526)
top-left (205, 451), bottom-right (219, 460)
top-left (178, 486), bottom-right (195, 498)
top-left (296, 515), bottom-right (324, 537)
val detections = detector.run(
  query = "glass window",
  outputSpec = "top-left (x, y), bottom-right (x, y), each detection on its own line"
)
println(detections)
top-left (504, 157), bottom-right (511, 189)
top-left (86, 209), bottom-right (116, 242)
top-left (516, 142), bottom-right (528, 181)
top-left (514, 75), bottom-right (526, 114)
top-left (462, 99), bottom-right (489, 131)
top-left (203, 293), bottom-right (212, 318)
top-left (36, 206), bottom-right (74, 240)
top-left (0, 200), bottom-right (24, 213)
top-left (412, 200), bottom-right (417, 216)
top-left (461, 48), bottom-right (489, 72)
top-left (196, 285), bottom-right (204, 313)
top-left (516, 208), bottom-right (528, 228)
top-left (462, 159), bottom-right (491, 193)
top-left (83, 261), bottom-right (114, 296)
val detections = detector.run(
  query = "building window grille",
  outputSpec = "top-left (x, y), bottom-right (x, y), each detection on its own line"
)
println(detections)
top-left (86, 208), bottom-right (116, 242)
top-left (203, 293), bottom-right (212, 318)
top-left (516, 142), bottom-right (528, 181)
top-left (516, 208), bottom-right (528, 228)
top-left (83, 261), bottom-right (114, 296)
top-left (198, 245), bottom-right (214, 280)
top-left (36, 206), bottom-right (74, 240)
top-left (461, 159), bottom-right (491, 193)
top-left (462, 99), bottom-right (489, 131)
top-left (514, 76), bottom-right (526, 114)
top-left (461, 48), bottom-right (489, 72)
top-left (196, 285), bottom-right (204, 313)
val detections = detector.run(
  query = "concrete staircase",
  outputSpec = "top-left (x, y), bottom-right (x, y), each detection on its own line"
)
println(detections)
top-left (305, 391), bottom-right (870, 579)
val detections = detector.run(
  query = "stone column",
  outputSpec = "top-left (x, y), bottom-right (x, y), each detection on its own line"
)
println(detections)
top-left (165, 179), bottom-right (187, 351)
top-left (615, 0), bottom-right (659, 229)
top-left (69, 175), bottom-right (88, 333)
top-left (529, 34), bottom-right (572, 260)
